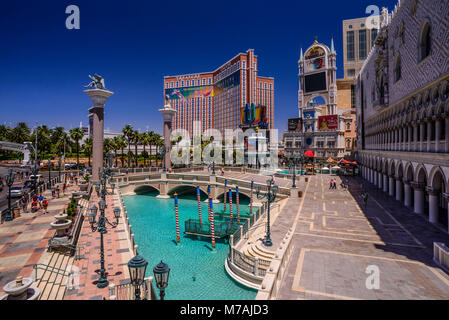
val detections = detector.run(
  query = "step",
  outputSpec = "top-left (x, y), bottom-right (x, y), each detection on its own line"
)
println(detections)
top-left (253, 244), bottom-right (275, 259)
top-left (39, 253), bottom-right (66, 300)
top-left (47, 255), bottom-right (72, 300)
top-left (50, 256), bottom-right (74, 300)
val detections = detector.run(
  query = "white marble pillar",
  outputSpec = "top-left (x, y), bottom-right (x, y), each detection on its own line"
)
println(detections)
top-left (389, 176), bottom-right (395, 197)
top-left (428, 189), bottom-right (439, 224)
top-left (383, 174), bottom-right (388, 193)
top-left (374, 171), bottom-right (378, 186)
top-left (413, 184), bottom-right (425, 215)
top-left (396, 179), bottom-right (403, 202)
top-left (427, 121), bottom-right (432, 152)
top-left (404, 182), bottom-right (412, 207)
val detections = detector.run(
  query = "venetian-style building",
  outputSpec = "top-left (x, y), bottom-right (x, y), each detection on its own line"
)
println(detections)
top-left (284, 39), bottom-right (354, 160)
top-left (356, 0), bottom-right (449, 233)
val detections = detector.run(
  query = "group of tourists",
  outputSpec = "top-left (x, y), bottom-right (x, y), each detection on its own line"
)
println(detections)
top-left (21, 193), bottom-right (49, 214)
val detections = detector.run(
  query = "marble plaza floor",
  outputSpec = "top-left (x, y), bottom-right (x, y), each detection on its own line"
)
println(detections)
top-left (276, 175), bottom-right (449, 300)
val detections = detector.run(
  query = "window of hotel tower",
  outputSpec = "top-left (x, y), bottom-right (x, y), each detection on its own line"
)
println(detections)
top-left (347, 31), bottom-right (355, 61)
top-left (359, 30), bottom-right (367, 60)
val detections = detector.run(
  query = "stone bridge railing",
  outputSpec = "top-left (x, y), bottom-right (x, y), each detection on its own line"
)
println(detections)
top-left (112, 172), bottom-right (291, 201)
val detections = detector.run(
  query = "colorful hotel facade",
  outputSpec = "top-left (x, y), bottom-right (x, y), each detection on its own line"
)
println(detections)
top-left (163, 49), bottom-right (274, 137)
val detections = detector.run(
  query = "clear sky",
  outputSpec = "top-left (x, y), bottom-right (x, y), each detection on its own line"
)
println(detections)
top-left (0, 0), bottom-right (397, 135)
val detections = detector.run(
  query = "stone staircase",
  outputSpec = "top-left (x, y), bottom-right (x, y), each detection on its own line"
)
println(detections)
top-left (34, 250), bottom-right (75, 300)
top-left (243, 243), bottom-right (275, 269)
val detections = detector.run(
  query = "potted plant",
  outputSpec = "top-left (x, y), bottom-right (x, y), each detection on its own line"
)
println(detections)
top-left (78, 174), bottom-right (89, 192)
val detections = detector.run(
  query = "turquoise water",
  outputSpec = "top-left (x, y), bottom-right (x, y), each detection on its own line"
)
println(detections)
top-left (279, 169), bottom-right (305, 175)
top-left (122, 191), bottom-right (257, 300)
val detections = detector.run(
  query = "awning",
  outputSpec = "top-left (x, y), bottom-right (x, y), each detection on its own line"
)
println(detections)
top-left (322, 167), bottom-right (330, 170)
top-left (331, 166), bottom-right (341, 170)
top-left (304, 151), bottom-right (315, 157)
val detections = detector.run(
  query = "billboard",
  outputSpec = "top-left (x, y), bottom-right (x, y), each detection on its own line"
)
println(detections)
top-left (318, 115), bottom-right (339, 131)
top-left (304, 72), bottom-right (327, 93)
top-left (288, 118), bottom-right (302, 132)
top-left (304, 57), bottom-right (326, 73)
top-left (240, 103), bottom-right (269, 129)
top-left (165, 86), bottom-right (214, 102)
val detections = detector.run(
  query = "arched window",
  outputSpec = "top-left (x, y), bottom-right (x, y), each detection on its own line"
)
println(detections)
top-left (394, 56), bottom-right (402, 82)
top-left (419, 21), bottom-right (431, 62)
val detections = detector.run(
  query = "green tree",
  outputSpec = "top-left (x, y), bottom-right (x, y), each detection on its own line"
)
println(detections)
top-left (82, 138), bottom-right (93, 168)
top-left (140, 132), bottom-right (151, 167)
top-left (11, 122), bottom-right (31, 144)
top-left (133, 130), bottom-right (140, 167)
top-left (122, 125), bottom-right (134, 168)
top-left (69, 128), bottom-right (84, 170)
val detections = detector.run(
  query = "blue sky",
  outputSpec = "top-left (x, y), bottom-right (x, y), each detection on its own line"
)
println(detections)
top-left (0, 0), bottom-right (397, 135)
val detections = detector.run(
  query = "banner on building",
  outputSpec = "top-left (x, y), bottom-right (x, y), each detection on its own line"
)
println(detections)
top-left (318, 115), bottom-right (339, 130)
top-left (304, 57), bottom-right (326, 73)
top-left (240, 103), bottom-right (269, 129)
top-left (165, 86), bottom-right (214, 102)
top-left (288, 118), bottom-right (302, 131)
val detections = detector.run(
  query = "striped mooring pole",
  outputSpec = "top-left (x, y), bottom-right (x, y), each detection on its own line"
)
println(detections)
top-left (250, 180), bottom-right (254, 215)
top-left (197, 186), bottom-right (202, 225)
top-left (209, 196), bottom-right (216, 249)
top-left (207, 184), bottom-right (211, 221)
top-left (236, 185), bottom-right (240, 224)
top-left (229, 188), bottom-right (233, 221)
top-left (174, 193), bottom-right (180, 243)
top-left (223, 179), bottom-right (227, 213)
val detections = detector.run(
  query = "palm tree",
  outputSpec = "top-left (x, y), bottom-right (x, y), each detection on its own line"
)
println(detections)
top-left (140, 132), bottom-right (151, 167)
top-left (69, 128), bottom-right (84, 171)
top-left (117, 135), bottom-right (127, 167)
top-left (112, 136), bottom-right (121, 167)
top-left (154, 133), bottom-right (164, 167)
top-left (11, 122), bottom-right (31, 144)
top-left (147, 131), bottom-right (156, 167)
top-left (133, 130), bottom-right (140, 168)
top-left (83, 138), bottom-right (93, 168)
top-left (122, 125), bottom-right (134, 168)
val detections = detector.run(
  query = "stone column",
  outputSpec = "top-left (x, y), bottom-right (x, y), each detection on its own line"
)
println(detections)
top-left (412, 182), bottom-right (425, 215)
top-left (413, 124), bottom-right (418, 152)
top-left (428, 188), bottom-right (439, 224)
top-left (85, 89), bottom-right (114, 182)
top-left (427, 120), bottom-right (432, 152)
top-left (445, 117), bottom-right (449, 153)
top-left (399, 128), bottom-right (403, 151)
top-left (159, 102), bottom-right (177, 171)
top-left (395, 178), bottom-right (403, 202)
top-left (444, 193), bottom-right (449, 234)
top-left (389, 176), bottom-right (395, 197)
top-left (383, 174), bottom-right (388, 193)
top-left (404, 181), bottom-right (411, 207)
top-left (408, 126), bottom-right (412, 151)
top-left (420, 122), bottom-right (424, 152)
top-left (435, 119), bottom-right (441, 153)
top-left (378, 172), bottom-right (383, 190)
top-left (373, 170), bottom-right (378, 186)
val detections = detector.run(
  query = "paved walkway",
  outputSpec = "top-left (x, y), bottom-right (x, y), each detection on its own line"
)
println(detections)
top-left (64, 188), bottom-right (133, 300)
top-left (276, 175), bottom-right (449, 300)
top-left (0, 184), bottom-right (76, 296)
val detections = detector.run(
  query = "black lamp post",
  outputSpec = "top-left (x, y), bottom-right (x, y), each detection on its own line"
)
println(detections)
top-left (31, 163), bottom-right (38, 196)
top-left (153, 260), bottom-right (170, 300)
top-left (128, 254), bottom-right (149, 300)
top-left (212, 161), bottom-right (215, 176)
top-left (256, 179), bottom-right (278, 247)
top-left (5, 168), bottom-right (16, 222)
top-left (88, 198), bottom-right (120, 289)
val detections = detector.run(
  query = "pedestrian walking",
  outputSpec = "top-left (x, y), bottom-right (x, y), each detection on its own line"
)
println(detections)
top-left (42, 197), bottom-right (49, 214)
top-left (56, 185), bottom-right (60, 198)
top-left (62, 183), bottom-right (66, 195)
top-left (51, 187), bottom-right (56, 198)
top-left (21, 194), bottom-right (28, 213)
top-left (38, 194), bottom-right (44, 209)
top-left (362, 192), bottom-right (369, 209)
top-left (329, 179), bottom-right (333, 190)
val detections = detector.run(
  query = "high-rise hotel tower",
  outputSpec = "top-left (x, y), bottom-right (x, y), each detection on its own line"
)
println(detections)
top-left (163, 49), bottom-right (274, 137)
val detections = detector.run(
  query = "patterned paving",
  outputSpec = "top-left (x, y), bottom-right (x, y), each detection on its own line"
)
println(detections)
top-left (0, 185), bottom-right (76, 296)
top-left (64, 189), bottom-right (133, 300)
top-left (277, 175), bottom-right (449, 300)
